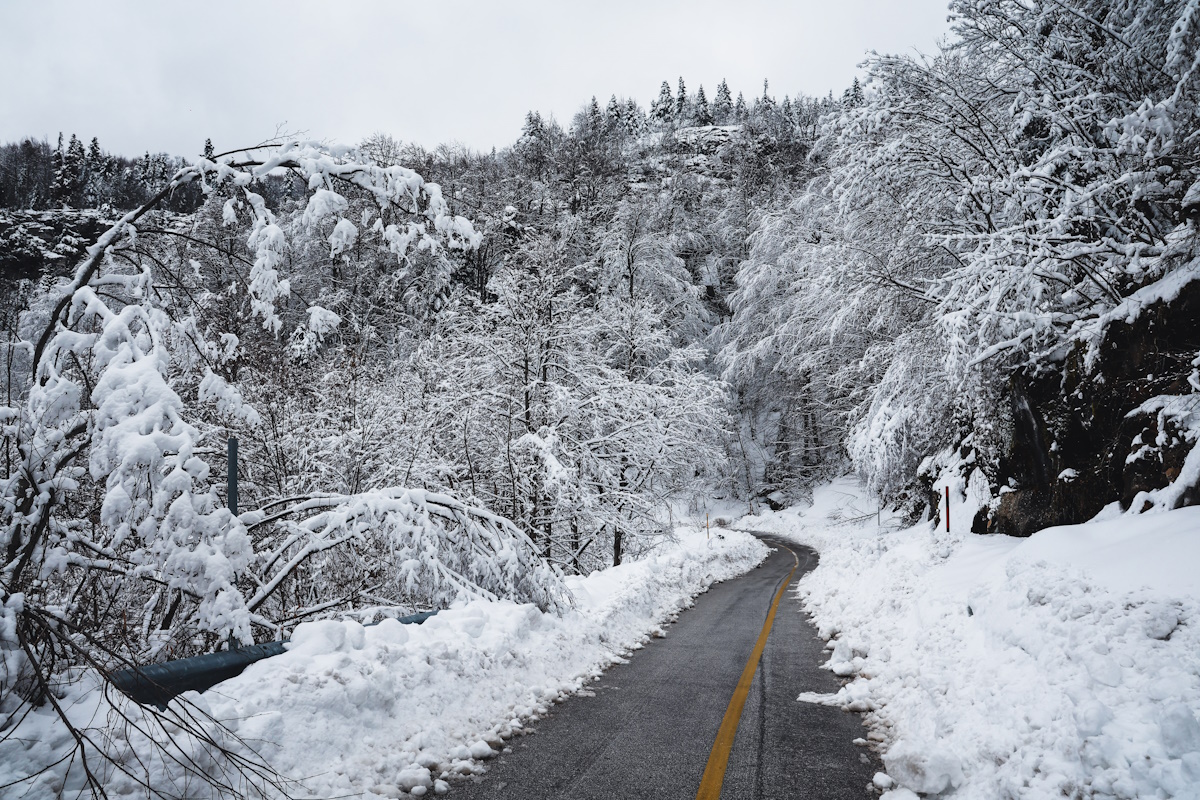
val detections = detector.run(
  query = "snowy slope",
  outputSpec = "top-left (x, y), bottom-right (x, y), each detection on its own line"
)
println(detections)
top-left (742, 479), bottom-right (1200, 800)
top-left (0, 526), bottom-right (766, 799)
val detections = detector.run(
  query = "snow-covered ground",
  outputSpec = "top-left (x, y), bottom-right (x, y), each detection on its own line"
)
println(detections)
top-left (1, 526), bottom-right (766, 798)
top-left (741, 478), bottom-right (1200, 799)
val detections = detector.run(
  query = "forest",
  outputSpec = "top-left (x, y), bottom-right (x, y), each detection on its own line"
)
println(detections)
top-left (2, 0), bottom-right (1199, 796)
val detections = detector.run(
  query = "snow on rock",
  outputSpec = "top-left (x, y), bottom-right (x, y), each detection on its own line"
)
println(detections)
top-left (673, 125), bottom-right (740, 153)
top-left (0, 526), bottom-right (765, 798)
top-left (741, 478), bottom-right (1200, 799)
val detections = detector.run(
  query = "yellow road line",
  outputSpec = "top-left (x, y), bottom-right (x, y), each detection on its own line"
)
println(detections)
top-left (695, 544), bottom-right (800, 800)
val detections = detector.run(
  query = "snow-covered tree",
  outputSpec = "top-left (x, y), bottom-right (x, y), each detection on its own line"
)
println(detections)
top-left (713, 79), bottom-right (733, 124)
top-left (694, 85), bottom-right (712, 126)
top-left (676, 76), bottom-right (689, 120)
top-left (0, 140), bottom-right (574, 797)
top-left (720, 0), bottom-right (1200, 508)
top-left (651, 80), bottom-right (675, 127)
top-left (605, 94), bottom-right (623, 131)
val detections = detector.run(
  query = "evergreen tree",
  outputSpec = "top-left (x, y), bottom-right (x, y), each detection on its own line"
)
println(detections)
top-left (734, 92), bottom-right (747, 121)
top-left (695, 85), bottom-right (712, 126)
top-left (203, 138), bottom-right (215, 159)
top-left (714, 79), bottom-right (733, 123)
top-left (85, 137), bottom-right (105, 207)
top-left (624, 98), bottom-right (645, 136)
top-left (651, 80), bottom-right (675, 126)
top-left (588, 95), bottom-right (603, 131)
top-left (758, 79), bottom-right (775, 115)
top-left (50, 132), bottom-right (67, 206)
top-left (65, 134), bottom-right (86, 194)
top-left (606, 94), bottom-right (623, 130)
top-left (522, 111), bottom-right (545, 139)
top-left (842, 77), bottom-right (864, 107)
top-left (676, 76), bottom-right (688, 119)
top-left (518, 111), bottom-right (550, 178)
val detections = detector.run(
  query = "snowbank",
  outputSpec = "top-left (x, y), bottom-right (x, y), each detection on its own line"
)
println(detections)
top-left (742, 479), bottom-right (1200, 799)
top-left (0, 526), bottom-right (766, 798)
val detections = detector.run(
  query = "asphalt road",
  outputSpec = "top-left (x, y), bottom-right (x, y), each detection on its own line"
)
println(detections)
top-left (454, 536), bottom-right (879, 799)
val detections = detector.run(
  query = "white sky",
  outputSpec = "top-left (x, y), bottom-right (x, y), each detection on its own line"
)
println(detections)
top-left (0, 0), bottom-right (953, 159)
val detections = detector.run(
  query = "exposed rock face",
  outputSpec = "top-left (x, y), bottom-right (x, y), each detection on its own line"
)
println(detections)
top-left (673, 125), bottom-right (741, 154)
top-left (0, 209), bottom-right (109, 283)
top-left (986, 279), bottom-right (1200, 536)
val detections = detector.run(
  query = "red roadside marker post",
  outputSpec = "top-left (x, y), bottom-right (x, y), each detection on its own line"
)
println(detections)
top-left (945, 486), bottom-right (950, 532)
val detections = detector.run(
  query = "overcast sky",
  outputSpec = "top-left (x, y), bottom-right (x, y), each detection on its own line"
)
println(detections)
top-left (1, 0), bottom-right (953, 159)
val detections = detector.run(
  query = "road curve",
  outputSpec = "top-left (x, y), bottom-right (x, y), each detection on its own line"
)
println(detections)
top-left (453, 536), bottom-right (879, 799)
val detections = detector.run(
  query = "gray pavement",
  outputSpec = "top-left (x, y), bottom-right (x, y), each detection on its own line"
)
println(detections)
top-left (453, 536), bottom-right (879, 799)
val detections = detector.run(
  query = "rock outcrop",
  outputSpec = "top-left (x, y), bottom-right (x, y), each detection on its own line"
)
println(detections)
top-left (983, 278), bottom-right (1200, 535)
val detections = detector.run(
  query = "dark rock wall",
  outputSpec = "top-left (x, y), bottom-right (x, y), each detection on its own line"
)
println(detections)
top-left (986, 279), bottom-right (1200, 536)
top-left (0, 209), bottom-right (109, 283)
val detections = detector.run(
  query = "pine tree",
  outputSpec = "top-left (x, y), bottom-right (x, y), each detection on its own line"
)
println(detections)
top-left (714, 79), bottom-right (733, 123)
top-left (52, 133), bottom-right (87, 208)
top-left (758, 79), bottom-right (776, 114)
top-left (85, 137), bottom-right (104, 207)
top-left (136, 151), bottom-right (153, 194)
top-left (734, 92), bottom-right (747, 121)
top-left (587, 95), bottom-right (604, 134)
top-left (522, 111), bottom-right (544, 140)
top-left (204, 138), bottom-right (215, 159)
top-left (624, 98), bottom-right (644, 136)
top-left (606, 94), bottom-right (622, 129)
top-left (676, 76), bottom-right (688, 120)
top-left (651, 80), bottom-right (675, 126)
top-left (50, 132), bottom-right (67, 206)
top-left (519, 111), bottom-right (550, 178)
top-left (65, 134), bottom-right (85, 202)
top-left (695, 85), bottom-right (712, 126)
top-left (842, 77), bottom-right (864, 107)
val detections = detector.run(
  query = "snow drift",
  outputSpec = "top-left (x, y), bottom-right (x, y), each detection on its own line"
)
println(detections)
top-left (0, 525), bottom-right (767, 798)
top-left (745, 478), bottom-right (1200, 800)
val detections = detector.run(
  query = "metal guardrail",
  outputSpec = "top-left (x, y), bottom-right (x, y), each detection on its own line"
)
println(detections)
top-left (110, 610), bottom-right (438, 708)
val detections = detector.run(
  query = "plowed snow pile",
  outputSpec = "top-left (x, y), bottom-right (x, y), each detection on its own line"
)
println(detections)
top-left (0, 526), bottom-right (766, 798)
top-left (742, 478), bottom-right (1200, 800)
